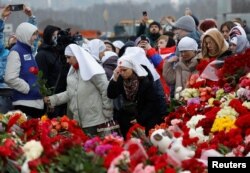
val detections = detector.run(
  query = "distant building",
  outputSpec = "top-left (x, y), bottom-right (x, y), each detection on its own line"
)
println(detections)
top-left (217, 0), bottom-right (250, 26)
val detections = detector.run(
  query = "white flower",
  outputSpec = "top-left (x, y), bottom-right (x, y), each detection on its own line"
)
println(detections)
top-left (219, 92), bottom-right (236, 107)
top-left (175, 86), bottom-right (183, 93)
top-left (179, 171), bottom-right (191, 173)
top-left (175, 93), bottom-right (180, 100)
top-left (21, 160), bottom-right (30, 173)
top-left (22, 140), bottom-right (43, 161)
top-left (180, 88), bottom-right (199, 100)
top-left (216, 106), bottom-right (238, 119)
top-left (215, 89), bottom-right (225, 100)
top-left (242, 101), bottom-right (250, 109)
top-left (186, 114), bottom-right (205, 129)
top-left (189, 127), bottom-right (209, 143)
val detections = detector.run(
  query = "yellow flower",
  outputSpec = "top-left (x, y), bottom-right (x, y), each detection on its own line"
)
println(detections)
top-left (41, 115), bottom-right (49, 122)
top-left (211, 115), bottom-right (237, 133)
top-left (0, 114), bottom-right (3, 121)
top-left (208, 98), bottom-right (215, 106)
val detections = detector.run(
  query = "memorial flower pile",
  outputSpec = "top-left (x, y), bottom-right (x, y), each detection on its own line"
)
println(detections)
top-left (0, 49), bottom-right (250, 172)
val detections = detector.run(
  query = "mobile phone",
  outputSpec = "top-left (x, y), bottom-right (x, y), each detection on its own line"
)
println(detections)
top-left (142, 11), bottom-right (147, 16)
top-left (9, 4), bottom-right (24, 11)
top-left (141, 35), bottom-right (147, 40)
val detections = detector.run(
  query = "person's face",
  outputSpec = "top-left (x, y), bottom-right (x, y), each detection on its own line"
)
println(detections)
top-left (99, 50), bottom-right (105, 59)
top-left (173, 28), bottom-right (186, 40)
top-left (30, 30), bottom-right (39, 45)
top-left (157, 38), bottom-right (168, 49)
top-left (105, 43), bottom-right (114, 52)
top-left (66, 55), bottom-right (78, 65)
top-left (119, 67), bottom-right (133, 79)
top-left (229, 43), bottom-right (237, 53)
top-left (115, 47), bottom-right (120, 54)
top-left (51, 30), bottom-right (58, 42)
top-left (149, 25), bottom-right (160, 34)
top-left (221, 26), bottom-right (230, 41)
top-left (204, 36), bottom-right (218, 56)
top-left (52, 30), bottom-right (59, 37)
top-left (180, 50), bottom-right (196, 61)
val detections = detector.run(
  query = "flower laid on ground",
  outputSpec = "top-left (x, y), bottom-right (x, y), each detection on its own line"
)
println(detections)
top-left (1, 49), bottom-right (250, 173)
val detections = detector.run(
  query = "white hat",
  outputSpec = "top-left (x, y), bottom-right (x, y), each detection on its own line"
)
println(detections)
top-left (118, 55), bottom-right (148, 77)
top-left (178, 36), bottom-right (198, 51)
top-left (123, 47), bottom-right (160, 80)
top-left (65, 44), bottom-right (105, 81)
top-left (112, 40), bottom-right (125, 49)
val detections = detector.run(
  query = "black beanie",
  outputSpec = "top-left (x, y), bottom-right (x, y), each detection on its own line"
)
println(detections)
top-left (149, 21), bottom-right (162, 29)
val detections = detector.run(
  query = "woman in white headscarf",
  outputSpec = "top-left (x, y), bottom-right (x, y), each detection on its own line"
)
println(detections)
top-left (107, 54), bottom-right (168, 138)
top-left (44, 44), bottom-right (113, 137)
top-left (87, 38), bottom-right (106, 63)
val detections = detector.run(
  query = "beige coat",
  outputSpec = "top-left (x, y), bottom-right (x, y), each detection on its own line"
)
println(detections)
top-left (49, 69), bottom-right (113, 128)
top-left (162, 56), bottom-right (199, 93)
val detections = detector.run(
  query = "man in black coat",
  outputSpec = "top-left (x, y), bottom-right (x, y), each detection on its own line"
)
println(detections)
top-left (35, 25), bottom-right (71, 118)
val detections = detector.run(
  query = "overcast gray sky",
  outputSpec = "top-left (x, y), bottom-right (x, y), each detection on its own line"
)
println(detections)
top-left (1, 0), bottom-right (181, 10)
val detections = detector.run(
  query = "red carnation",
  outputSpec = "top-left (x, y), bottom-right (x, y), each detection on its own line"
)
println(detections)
top-left (29, 66), bottom-right (39, 75)
top-left (229, 99), bottom-right (249, 115)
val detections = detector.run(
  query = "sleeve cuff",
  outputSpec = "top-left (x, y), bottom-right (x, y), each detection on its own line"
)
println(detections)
top-left (147, 48), bottom-right (157, 57)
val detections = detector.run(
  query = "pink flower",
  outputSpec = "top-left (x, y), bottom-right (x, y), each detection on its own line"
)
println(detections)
top-left (133, 163), bottom-right (155, 173)
top-left (245, 135), bottom-right (250, 144)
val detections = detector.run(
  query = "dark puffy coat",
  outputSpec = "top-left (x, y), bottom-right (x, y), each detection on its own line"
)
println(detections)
top-left (107, 66), bottom-right (168, 136)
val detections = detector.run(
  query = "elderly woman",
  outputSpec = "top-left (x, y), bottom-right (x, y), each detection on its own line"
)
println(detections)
top-left (44, 44), bottom-right (113, 137)
top-left (107, 53), bottom-right (168, 137)
top-left (163, 36), bottom-right (199, 94)
top-left (195, 28), bottom-right (233, 87)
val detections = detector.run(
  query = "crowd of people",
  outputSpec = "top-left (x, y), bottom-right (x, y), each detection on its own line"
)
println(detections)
top-left (1, 4), bottom-right (250, 139)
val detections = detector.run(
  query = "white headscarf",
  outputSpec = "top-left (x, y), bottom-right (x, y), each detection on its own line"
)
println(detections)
top-left (15, 22), bottom-right (38, 46)
top-left (87, 39), bottom-right (106, 62)
top-left (65, 44), bottom-right (105, 81)
top-left (123, 47), bottom-right (160, 81)
top-left (101, 51), bottom-right (118, 64)
top-left (112, 40), bottom-right (125, 49)
top-left (229, 25), bottom-right (247, 39)
top-left (118, 55), bottom-right (148, 77)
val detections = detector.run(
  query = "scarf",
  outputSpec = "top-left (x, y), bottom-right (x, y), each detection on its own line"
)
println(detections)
top-left (73, 63), bottom-right (79, 70)
top-left (123, 73), bottom-right (139, 101)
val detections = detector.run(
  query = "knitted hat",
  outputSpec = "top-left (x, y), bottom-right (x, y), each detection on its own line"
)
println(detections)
top-left (149, 21), bottom-right (162, 29)
top-left (173, 15), bottom-right (196, 32)
top-left (178, 36), bottom-right (198, 51)
top-left (135, 35), bottom-right (150, 45)
top-left (199, 19), bottom-right (217, 32)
